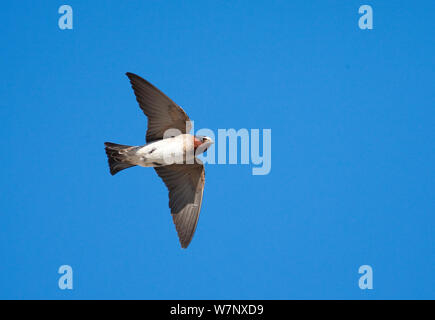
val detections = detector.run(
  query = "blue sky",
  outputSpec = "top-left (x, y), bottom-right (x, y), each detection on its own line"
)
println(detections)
top-left (0, 1), bottom-right (433, 299)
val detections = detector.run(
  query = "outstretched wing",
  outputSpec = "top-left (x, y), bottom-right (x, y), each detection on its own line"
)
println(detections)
top-left (126, 72), bottom-right (192, 143)
top-left (154, 162), bottom-right (205, 248)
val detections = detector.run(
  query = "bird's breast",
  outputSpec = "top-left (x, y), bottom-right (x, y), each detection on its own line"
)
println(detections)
top-left (134, 135), bottom-right (194, 167)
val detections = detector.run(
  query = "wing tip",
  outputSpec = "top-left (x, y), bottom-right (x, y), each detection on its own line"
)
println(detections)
top-left (125, 72), bottom-right (136, 80)
top-left (172, 212), bottom-right (197, 249)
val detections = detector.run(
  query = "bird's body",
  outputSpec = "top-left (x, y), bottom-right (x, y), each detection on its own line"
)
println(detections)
top-left (134, 134), bottom-right (196, 167)
top-left (104, 72), bottom-right (213, 248)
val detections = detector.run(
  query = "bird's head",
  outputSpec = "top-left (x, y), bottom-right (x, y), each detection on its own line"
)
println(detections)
top-left (194, 135), bottom-right (214, 154)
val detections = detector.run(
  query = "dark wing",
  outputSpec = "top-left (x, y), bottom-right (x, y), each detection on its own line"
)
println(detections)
top-left (154, 162), bottom-right (205, 248)
top-left (126, 72), bottom-right (192, 143)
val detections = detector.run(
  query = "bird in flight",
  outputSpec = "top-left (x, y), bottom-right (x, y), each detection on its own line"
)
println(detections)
top-left (104, 72), bottom-right (213, 248)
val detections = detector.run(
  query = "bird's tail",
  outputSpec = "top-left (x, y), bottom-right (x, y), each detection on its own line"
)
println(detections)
top-left (104, 142), bottom-right (137, 175)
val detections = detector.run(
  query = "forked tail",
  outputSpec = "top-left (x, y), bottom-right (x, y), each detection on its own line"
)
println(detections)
top-left (104, 142), bottom-right (137, 175)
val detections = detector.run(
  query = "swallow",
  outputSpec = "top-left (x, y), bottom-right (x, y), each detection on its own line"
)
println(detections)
top-left (104, 73), bottom-right (214, 248)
